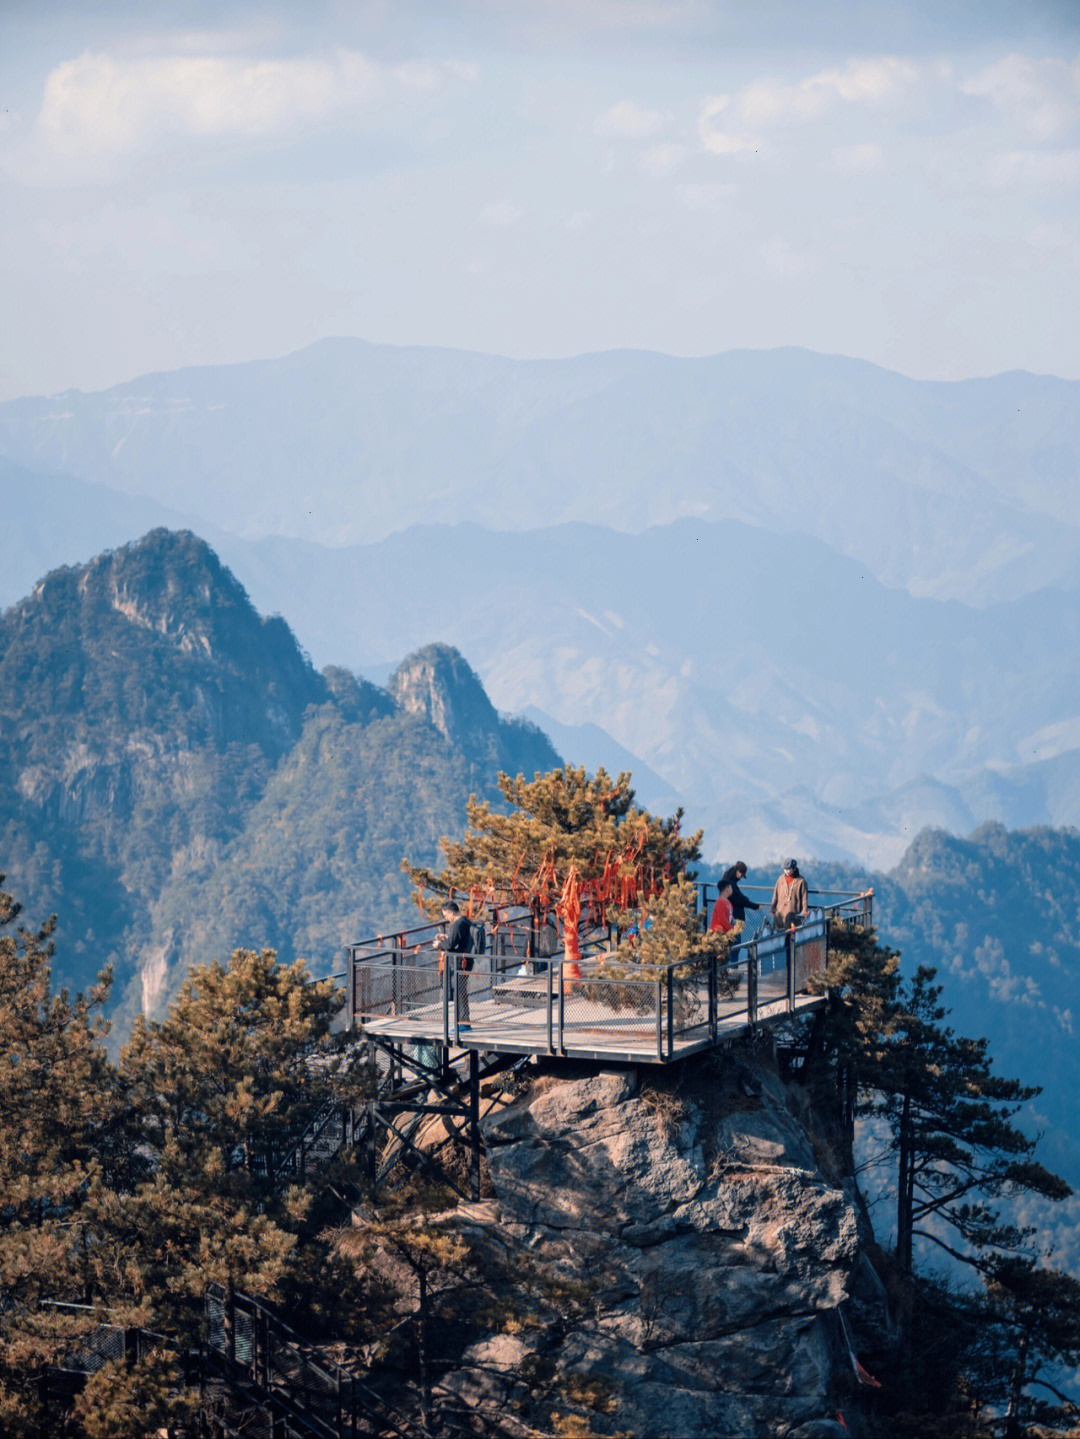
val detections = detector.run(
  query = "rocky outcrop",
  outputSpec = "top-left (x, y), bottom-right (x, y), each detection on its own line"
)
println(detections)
top-left (389, 641), bottom-right (559, 778)
top-left (0, 533), bottom-right (560, 1020)
top-left (434, 1046), bottom-right (877, 1437)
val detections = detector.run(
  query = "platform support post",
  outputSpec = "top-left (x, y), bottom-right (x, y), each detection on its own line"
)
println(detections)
top-left (469, 1050), bottom-right (481, 1202)
top-left (367, 1099), bottom-right (378, 1199)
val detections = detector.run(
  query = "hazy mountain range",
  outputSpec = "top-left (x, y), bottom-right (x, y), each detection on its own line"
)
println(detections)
top-left (3, 531), bottom-right (1078, 1269)
top-left (3, 338), bottom-right (1080, 867)
top-left (0, 529), bottom-right (558, 1032)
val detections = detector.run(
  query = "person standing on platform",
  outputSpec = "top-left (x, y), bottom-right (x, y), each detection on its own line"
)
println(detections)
top-left (720, 861), bottom-right (761, 926)
top-left (770, 859), bottom-right (809, 929)
top-left (709, 882), bottom-right (734, 933)
top-left (435, 901), bottom-right (473, 1029)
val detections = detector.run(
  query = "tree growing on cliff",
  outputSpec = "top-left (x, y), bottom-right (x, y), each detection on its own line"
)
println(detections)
top-left (972, 1257), bottom-right (1080, 1437)
top-left (337, 1175), bottom-right (597, 1438)
top-left (821, 925), bottom-right (1069, 1280)
top-left (0, 878), bottom-right (124, 1434)
top-left (101, 948), bottom-right (371, 1346)
top-left (403, 765), bottom-right (701, 956)
top-left (878, 966), bottom-right (1069, 1277)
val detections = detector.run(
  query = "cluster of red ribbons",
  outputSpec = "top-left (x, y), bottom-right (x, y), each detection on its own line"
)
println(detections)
top-left (417, 817), bottom-right (680, 961)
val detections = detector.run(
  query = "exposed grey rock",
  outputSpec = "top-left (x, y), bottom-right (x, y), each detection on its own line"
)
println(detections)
top-left (433, 1048), bottom-right (878, 1437)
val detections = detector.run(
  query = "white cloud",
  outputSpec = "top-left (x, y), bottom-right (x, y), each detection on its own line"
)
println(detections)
top-left (506, 0), bottom-right (707, 33)
top-left (483, 201), bottom-right (525, 226)
top-left (833, 142), bottom-right (883, 172)
top-left (675, 180), bottom-right (734, 211)
top-left (736, 56), bottom-right (919, 126)
top-left (962, 53), bottom-right (1080, 142)
top-left (640, 142), bottom-right (685, 176)
top-left (32, 46), bottom-right (475, 160)
top-left (989, 148), bottom-right (1080, 187)
top-left (698, 96), bottom-right (758, 155)
top-left (760, 239), bottom-right (810, 278)
top-left (595, 99), bottom-right (668, 138)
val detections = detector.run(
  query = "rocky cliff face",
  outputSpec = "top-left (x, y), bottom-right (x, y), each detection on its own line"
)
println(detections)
top-left (432, 1046), bottom-right (885, 1438)
top-left (390, 641), bottom-right (560, 780)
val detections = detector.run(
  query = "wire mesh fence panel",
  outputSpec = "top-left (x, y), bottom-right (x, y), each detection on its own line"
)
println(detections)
top-left (754, 931), bottom-right (790, 1007)
top-left (234, 1305), bottom-right (254, 1370)
top-left (717, 959), bottom-right (751, 1023)
top-left (58, 1323), bottom-right (126, 1375)
top-left (453, 967), bottom-right (537, 1045)
top-left (560, 970), bottom-right (659, 1051)
top-left (488, 913), bottom-right (533, 959)
top-left (200, 1377), bottom-right (279, 1439)
top-left (792, 915), bottom-right (828, 992)
top-left (265, 1332), bottom-right (352, 1438)
top-left (355, 962), bottom-right (446, 1027)
top-left (668, 966), bottom-right (713, 1044)
top-left (206, 1292), bottom-right (227, 1354)
top-left (737, 909), bottom-right (770, 945)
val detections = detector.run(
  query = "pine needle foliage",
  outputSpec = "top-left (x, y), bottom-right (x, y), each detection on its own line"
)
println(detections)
top-left (982, 1257), bottom-right (1080, 1435)
top-left (0, 876), bottom-right (120, 1432)
top-left (403, 764), bottom-right (700, 917)
top-left (106, 947), bottom-right (372, 1338)
top-left (821, 923), bottom-right (1070, 1278)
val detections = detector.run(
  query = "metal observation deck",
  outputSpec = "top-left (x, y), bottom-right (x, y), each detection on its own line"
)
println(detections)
top-left (345, 886), bottom-right (873, 1066)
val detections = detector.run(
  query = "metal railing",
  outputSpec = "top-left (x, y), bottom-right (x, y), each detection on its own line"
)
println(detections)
top-left (345, 904), bottom-right (614, 1045)
top-left (205, 1286), bottom-right (417, 1439)
top-left (695, 879), bottom-right (873, 924)
top-left (37, 1302), bottom-right (170, 1421)
top-left (346, 891), bottom-right (872, 1063)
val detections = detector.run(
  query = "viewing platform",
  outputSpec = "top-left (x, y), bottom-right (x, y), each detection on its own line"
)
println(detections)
top-left (345, 886), bottom-right (873, 1067)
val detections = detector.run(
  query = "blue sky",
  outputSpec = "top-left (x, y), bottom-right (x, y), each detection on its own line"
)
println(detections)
top-left (2, 0), bottom-right (1079, 399)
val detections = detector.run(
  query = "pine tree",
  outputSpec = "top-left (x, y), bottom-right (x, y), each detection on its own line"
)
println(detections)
top-left (981, 1258), bottom-right (1080, 1437)
top-left (342, 1180), bottom-right (473, 1434)
top-left (404, 765), bottom-right (700, 927)
top-left (0, 878), bottom-right (120, 1434)
top-left (879, 966), bottom-right (1068, 1276)
top-left (337, 1174), bottom-right (596, 1437)
top-left (98, 948), bottom-right (371, 1349)
top-left (820, 925), bottom-right (1069, 1279)
top-left (69, 1347), bottom-right (196, 1439)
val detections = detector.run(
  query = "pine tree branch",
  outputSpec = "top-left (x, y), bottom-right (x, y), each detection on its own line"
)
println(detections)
top-left (1027, 1375), bottom-right (1078, 1408)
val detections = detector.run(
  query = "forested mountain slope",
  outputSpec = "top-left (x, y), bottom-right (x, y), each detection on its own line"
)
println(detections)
top-left (757, 826), bottom-right (1080, 1262)
top-left (0, 530), bottom-right (559, 1032)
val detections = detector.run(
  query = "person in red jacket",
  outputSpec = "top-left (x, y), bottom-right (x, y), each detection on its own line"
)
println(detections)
top-left (709, 881), bottom-right (734, 933)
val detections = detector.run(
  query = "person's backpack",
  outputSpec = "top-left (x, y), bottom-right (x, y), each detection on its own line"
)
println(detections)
top-left (472, 920), bottom-right (487, 957)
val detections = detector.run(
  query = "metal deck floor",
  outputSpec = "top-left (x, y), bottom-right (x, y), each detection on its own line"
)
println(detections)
top-left (361, 971), bottom-right (826, 1064)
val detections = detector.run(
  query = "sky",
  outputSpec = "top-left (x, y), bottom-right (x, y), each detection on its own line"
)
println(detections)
top-left (2, 0), bottom-right (1080, 400)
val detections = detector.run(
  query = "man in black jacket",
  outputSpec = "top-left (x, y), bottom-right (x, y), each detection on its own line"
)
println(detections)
top-left (720, 861), bottom-right (761, 926)
top-left (436, 901), bottom-right (473, 1028)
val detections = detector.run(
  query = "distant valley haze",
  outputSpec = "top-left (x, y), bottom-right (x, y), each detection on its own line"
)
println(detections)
top-left (3, 337), bottom-right (1079, 870)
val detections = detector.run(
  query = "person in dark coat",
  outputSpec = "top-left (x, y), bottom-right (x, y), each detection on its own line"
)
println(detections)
top-left (435, 901), bottom-right (473, 1027)
top-left (720, 861), bottom-right (761, 925)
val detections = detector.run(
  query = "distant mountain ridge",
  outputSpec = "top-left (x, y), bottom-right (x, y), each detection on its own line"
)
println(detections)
top-left (205, 517), bottom-right (1080, 868)
top-left (6, 500), bottom-right (1080, 867)
top-left (0, 530), bottom-right (559, 1026)
top-left (4, 338), bottom-right (1080, 867)
top-left (3, 339), bottom-right (1079, 604)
